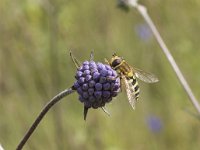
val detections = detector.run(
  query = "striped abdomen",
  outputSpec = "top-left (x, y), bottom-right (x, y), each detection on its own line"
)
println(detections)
top-left (126, 75), bottom-right (140, 101)
top-left (114, 60), bottom-right (140, 101)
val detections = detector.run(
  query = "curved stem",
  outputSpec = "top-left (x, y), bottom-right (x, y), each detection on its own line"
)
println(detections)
top-left (134, 4), bottom-right (200, 114)
top-left (16, 88), bottom-right (75, 150)
top-left (120, 0), bottom-right (200, 115)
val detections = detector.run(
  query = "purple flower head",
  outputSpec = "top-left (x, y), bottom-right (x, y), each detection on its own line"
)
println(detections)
top-left (135, 24), bottom-right (153, 42)
top-left (73, 60), bottom-right (120, 120)
top-left (146, 115), bottom-right (163, 133)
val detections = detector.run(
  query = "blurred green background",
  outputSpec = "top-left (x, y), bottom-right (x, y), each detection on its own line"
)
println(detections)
top-left (1, 0), bottom-right (200, 149)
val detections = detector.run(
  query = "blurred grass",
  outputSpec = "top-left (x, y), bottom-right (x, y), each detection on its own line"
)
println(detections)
top-left (0, 0), bottom-right (200, 149)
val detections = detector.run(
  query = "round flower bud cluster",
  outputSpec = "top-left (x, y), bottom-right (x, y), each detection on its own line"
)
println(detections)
top-left (73, 61), bottom-right (120, 109)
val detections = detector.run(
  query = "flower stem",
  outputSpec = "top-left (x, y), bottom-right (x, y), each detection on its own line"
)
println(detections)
top-left (16, 88), bottom-right (75, 150)
top-left (121, 0), bottom-right (200, 115)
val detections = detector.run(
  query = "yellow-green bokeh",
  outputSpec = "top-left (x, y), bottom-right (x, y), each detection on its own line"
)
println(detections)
top-left (0, 0), bottom-right (200, 149)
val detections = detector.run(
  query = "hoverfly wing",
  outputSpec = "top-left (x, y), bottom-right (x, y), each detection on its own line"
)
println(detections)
top-left (132, 67), bottom-right (159, 83)
top-left (121, 75), bottom-right (137, 109)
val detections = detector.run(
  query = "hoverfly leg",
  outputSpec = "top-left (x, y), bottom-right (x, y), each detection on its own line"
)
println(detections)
top-left (90, 50), bottom-right (94, 61)
top-left (101, 107), bottom-right (110, 117)
top-left (117, 72), bottom-right (123, 93)
top-left (70, 50), bottom-right (81, 69)
top-left (107, 76), bottom-right (117, 81)
top-left (83, 106), bottom-right (89, 121)
top-left (112, 53), bottom-right (117, 56)
top-left (105, 58), bottom-right (110, 65)
top-left (119, 76), bottom-right (123, 92)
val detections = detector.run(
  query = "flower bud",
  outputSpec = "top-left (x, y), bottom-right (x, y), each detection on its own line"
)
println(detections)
top-left (73, 60), bottom-right (120, 119)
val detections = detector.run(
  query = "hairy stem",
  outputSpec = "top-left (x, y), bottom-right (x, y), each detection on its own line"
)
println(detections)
top-left (16, 88), bottom-right (75, 150)
top-left (123, 0), bottom-right (200, 114)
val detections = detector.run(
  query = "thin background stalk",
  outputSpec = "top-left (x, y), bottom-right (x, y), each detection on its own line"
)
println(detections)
top-left (123, 0), bottom-right (200, 114)
top-left (47, 0), bottom-right (65, 149)
top-left (16, 88), bottom-right (75, 150)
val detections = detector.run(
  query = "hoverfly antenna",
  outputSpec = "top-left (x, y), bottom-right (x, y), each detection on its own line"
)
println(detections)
top-left (112, 53), bottom-right (117, 56)
top-left (69, 50), bottom-right (72, 56)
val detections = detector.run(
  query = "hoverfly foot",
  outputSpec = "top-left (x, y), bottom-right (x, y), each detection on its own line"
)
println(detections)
top-left (106, 76), bottom-right (119, 82)
top-left (105, 58), bottom-right (110, 65)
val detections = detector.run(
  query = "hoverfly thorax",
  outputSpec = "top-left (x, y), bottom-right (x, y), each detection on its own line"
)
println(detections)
top-left (108, 54), bottom-right (124, 70)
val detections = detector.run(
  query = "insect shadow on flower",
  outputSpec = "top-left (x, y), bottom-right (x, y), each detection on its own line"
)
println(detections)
top-left (70, 51), bottom-right (121, 120)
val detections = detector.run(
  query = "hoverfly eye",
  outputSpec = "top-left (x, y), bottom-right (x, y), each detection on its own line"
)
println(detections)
top-left (112, 59), bottom-right (121, 67)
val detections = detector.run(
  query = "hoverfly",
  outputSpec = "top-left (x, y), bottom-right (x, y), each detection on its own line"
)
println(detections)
top-left (105, 53), bottom-right (159, 109)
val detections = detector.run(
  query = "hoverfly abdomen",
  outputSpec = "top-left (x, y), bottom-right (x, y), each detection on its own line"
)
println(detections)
top-left (126, 75), bottom-right (140, 101)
